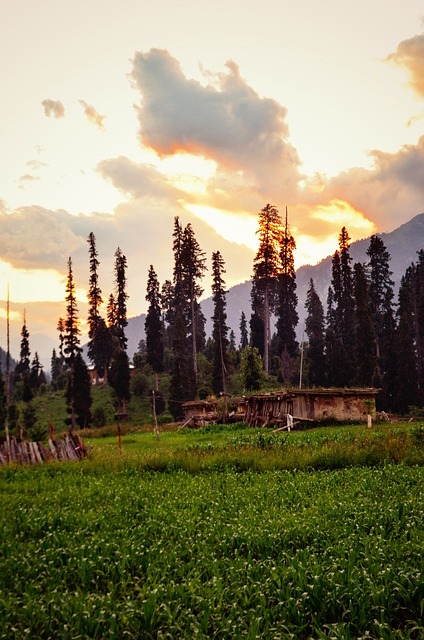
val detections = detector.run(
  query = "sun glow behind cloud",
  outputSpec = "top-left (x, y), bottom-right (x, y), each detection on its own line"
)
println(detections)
top-left (184, 204), bottom-right (258, 250)
top-left (0, 260), bottom-right (85, 304)
top-left (312, 200), bottom-right (377, 234)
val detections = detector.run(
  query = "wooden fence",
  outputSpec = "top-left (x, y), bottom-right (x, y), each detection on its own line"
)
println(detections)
top-left (0, 433), bottom-right (89, 465)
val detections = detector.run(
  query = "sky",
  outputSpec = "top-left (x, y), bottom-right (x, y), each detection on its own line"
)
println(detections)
top-left (1, 0), bottom-right (424, 357)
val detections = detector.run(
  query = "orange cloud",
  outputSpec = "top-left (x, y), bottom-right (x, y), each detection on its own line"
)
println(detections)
top-left (79, 100), bottom-right (106, 130)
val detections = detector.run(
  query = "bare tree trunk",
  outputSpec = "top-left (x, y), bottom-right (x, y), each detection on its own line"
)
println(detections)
top-left (152, 390), bottom-right (160, 440)
top-left (191, 298), bottom-right (198, 384)
top-left (264, 286), bottom-right (270, 377)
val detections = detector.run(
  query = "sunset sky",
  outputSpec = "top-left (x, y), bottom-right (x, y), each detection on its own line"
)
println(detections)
top-left (1, 0), bottom-right (424, 356)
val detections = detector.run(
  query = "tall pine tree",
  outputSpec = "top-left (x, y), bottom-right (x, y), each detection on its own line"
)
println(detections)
top-left (145, 265), bottom-right (164, 390)
top-left (275, 207), bottom-right (298, 383)
top-left (304, 279), bottom-right (326, 387)
top-left (211, 251), bottom-right (230, 395)
top-left (181, 223), bottom-right (207, 383)
top-left (15, 311), bottom-right (31, 380)
top-left (62, 258), bottom-right (91, 430)
top-left (353, 262), bottom-right (378, 386)
top-left (251, 203), bottom-right (282, 376)
top-left (394, 268), bottom-right (419, 413)
top-left (366, 234), bottom-right (395, 401)
top-left (63, 257), bottom-right (81, 365)
top-left (328, 227), bottom-right (356, 386)
top-left (113, 247), bottom-right (129, 351)
top-left (239, 311), bottom-right (249, 351)
top-left (168, 218), bottom-right (196, 417)
top-left (87, 231), bottom-right (110, 380)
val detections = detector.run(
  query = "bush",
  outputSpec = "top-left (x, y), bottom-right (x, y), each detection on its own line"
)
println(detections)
top-left (93, 407), bottom-right (107, 428)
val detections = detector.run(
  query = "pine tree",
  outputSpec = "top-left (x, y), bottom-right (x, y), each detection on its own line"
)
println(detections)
top-left (211, 251), bottom-right (230, 395)
top-left (63, 257), bottom-right (81, 364)
top-left (113, 247), bottom-right (129, 351)
top-left (394, 268), bottom-right (419, 413)
top-left (168, 218), bottom-right (206, 408)
top-left (63, 257), bottom-right (82, 431)
top-left (30, 352), bottom-right (45, 392)
top-left (240, 346), bottom-right (265, 392)
top-left (50, 348), bottom-right (62, 386)
top-left (168, 313), bottom-right (196, 419)
top-left (109, 350), bottom-right (131, 415)
top-left (304, 279), bottom-right (326, 387)
top-left (275, 207), bottom-right (298, 383)
top-left (87, 232), bottom-right (108, 379)
top-left (87, 232), bottom-right (103, 340)
top-left (15, 311), bottom-right (31, 379)
top-left (366, 234), bottom-right (395, 398)
top-left (66, 352), bottom-right (92, 428)
top-left (181, 223), bottom-right (207, 383)
top-left (160, 279), bottom-right (175, 350)
top-left (239, 311), bottom-right (249, 351)
top-left (325, 285), bottom-right (345, 387)
top-left (107, 293), bottom-right (117, 327)
top-left (353, 262), bottom-right (378, 386)
top-left (251, 203), bottom-right (282, 375)
top-left (57, 317), bottom-right (66, 368)
top-left (90, 317), bottom-right (113, 380)
top-left (329, 227), bottom-right (356, 385)
top-left (413, 250), bottom-right (424, 406)
top-left (145, 265), bottom-right (164, 389)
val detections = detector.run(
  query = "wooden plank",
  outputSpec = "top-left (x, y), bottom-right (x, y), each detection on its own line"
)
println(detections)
top-left (48, 438), bottom-right (59, 460)
top-left (31, 441), bottom-right (43, 464)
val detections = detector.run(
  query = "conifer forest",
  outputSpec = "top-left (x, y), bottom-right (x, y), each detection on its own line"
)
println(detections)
top-left (2, 204), bottom-right (424, 433)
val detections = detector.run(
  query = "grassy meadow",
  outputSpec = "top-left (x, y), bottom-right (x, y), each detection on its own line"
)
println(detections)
top-left (1, 421), bottom-right (423, 639)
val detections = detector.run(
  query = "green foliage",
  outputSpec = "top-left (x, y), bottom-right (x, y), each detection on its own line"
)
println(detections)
top-left (240, 345), bottom-right (265, 391)
top-left (0, 452), bottom-right (422, 639)
top-left (92, 406), bottom-right (107, 428)
top-left (129, 369), bottom-right (148, 398)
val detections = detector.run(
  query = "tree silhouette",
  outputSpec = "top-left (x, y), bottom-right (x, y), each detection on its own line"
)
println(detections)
top-left (145, 265), bottom-right (164, 390)
top-left (251, 203), bottom-right (282, 376)
top-left (211, 251), bottom-right (229, 395)
top-left (304, 279), bottom-right (326, 387)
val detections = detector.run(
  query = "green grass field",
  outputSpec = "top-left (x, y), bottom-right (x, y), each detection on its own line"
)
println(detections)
top-left (1, 422), bottom-right (423, 639)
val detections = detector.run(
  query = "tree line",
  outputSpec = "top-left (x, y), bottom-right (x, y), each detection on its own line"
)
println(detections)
top-left (2, 204), bottom-right (424, 436)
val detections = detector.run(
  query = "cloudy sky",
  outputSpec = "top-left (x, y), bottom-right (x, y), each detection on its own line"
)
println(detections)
top-left (1, 0), bottom-right (424, 353)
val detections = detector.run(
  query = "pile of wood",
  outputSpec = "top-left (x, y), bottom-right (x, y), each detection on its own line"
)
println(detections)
top-left (0, 433), bottom-right (90, 465)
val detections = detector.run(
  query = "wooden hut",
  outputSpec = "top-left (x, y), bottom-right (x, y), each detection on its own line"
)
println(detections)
top-left (181, 400), bottom-right (219, 427)
top-left (244, 389), bottom-right (380, 428)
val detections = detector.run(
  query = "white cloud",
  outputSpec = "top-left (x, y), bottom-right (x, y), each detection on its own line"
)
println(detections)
top-left (41, 99), bottom-right (65, 118)
top-left (387, 32), bottom-right (424, 98)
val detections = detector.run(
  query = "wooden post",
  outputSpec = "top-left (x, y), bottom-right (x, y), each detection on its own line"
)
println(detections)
top-left (152, 390), bottom-right (160, 440)
top-left (117, 420), bottom-right (122, 455)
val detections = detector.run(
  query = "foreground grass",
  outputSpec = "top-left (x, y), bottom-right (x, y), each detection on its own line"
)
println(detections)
top-left (83, 421), bottom-right (424, 472)
top-left (1, 462), bottom-right (423, 639)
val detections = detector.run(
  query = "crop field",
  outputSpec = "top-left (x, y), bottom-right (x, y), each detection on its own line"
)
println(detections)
top-left (0, 423), bottom-right (423, 639)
